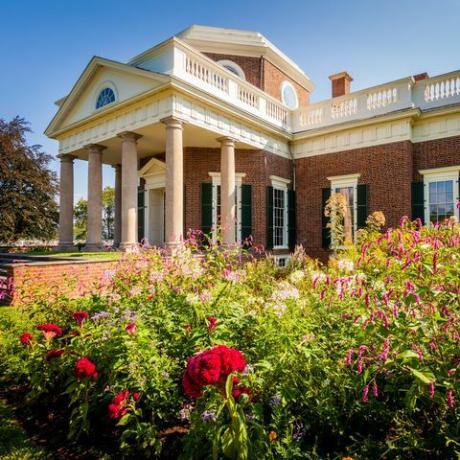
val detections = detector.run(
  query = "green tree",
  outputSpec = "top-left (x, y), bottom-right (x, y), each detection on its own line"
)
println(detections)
top-left (0, 117), bottom-right (58, 243)
top-left (73, 186), bottom-right (115, 241)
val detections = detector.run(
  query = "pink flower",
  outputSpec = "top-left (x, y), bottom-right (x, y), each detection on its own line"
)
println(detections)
top-left (447, 390), bottom-right (455, 408)
top-left (126, 322), bottom-right (137, 335)
top-left (362, 385), bottom-right (369, 403)
top-left (345, 350), bottom-right (353, 366)
top-left (372, 382), bottom-right (379, 397)
top-left (429, 382), bottom-right (435, 400)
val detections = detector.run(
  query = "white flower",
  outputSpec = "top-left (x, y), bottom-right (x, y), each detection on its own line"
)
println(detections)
top-left (185, 293), bottom-right (200, 305)
top-left (271, 281), bottom-right (299, 302)
top-left (337, 258), bottom-right (354, 273)
top-left (289, 270), bottom-right (305, 284)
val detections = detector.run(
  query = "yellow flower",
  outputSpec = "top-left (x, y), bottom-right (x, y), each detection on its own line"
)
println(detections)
top-left (342, 457), bottom-right (354, 460)
top-left (268, 431), bottom-right (278, 442)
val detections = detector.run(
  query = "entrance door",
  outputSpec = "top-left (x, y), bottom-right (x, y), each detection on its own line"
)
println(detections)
top-left (147, 188), bottom-right (165, 246)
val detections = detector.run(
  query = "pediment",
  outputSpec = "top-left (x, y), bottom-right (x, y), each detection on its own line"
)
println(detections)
top-left (45, 57), bottom-right (169, 137)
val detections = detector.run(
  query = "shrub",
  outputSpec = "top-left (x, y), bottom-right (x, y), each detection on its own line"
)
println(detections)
top-left (1, 220), bottom-right (459, 459)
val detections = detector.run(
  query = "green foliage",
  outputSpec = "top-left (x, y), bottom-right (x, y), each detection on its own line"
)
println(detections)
top-left (1, 220), bottom-right (459, 458)
top-left (0, 117), bottom-right (58, 243)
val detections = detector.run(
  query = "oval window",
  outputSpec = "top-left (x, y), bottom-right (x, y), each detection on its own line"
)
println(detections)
top-left (281, 81), bottom-right (298, 109)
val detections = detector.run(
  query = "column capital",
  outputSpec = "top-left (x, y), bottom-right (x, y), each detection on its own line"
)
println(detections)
top-left (217, 136), bottom-right (237, 146)
top-left (57, 153), bottom-right (75, 163)
top-left (85, 143), bottom-right (106, 153)
top-left (161, 116), bottom-right (184, 129)
top-left (117, 131), bottom-right (142, 142)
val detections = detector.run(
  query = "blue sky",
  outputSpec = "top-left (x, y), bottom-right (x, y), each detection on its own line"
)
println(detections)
top-left (1, 0), bottom-right (459, 200)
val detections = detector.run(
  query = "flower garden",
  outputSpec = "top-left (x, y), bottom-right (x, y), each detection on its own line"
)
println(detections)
top-left (0, 217), bottom-right (459, 459)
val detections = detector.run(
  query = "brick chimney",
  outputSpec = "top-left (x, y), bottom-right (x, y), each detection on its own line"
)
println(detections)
top-left (329, 71), bottom-right (353, 98)
top-left (413, 72), bottom-right (429, 81)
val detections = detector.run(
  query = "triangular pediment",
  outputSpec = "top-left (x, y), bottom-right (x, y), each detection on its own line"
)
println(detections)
top-left (139, 158), bottom-right (166, 177)
top-left (45, 57), bottom-right (170, 137)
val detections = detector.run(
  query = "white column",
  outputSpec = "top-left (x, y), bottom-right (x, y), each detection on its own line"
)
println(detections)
top-left (118, 131), bottom-right (141, 251)
top-left (162, 117), bottom-right (184, 248)
top-left (85, 144), bottom-right (104, 251)
top-left (218, 136), bottom-right (236, 245)
top-left (57, 154), bottom-right (75, 249)
top-left (113, 164), bottom-right (122, 248)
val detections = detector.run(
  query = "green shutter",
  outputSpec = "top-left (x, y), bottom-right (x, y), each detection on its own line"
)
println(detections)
top-left (241, 184), bottom-right (252, 244)
top-left (183, 185), bottom-right (187, 237)
top-left (201, 183), bottom-right (213, 236)
top-left (137, 186), bottom-right (145, 242)
top-left (321, 188), bottom-right (331, 249)
top-left (266, 186), bottom-right (274, 250)
top-left (357, 184), bottom-right (368, 229)
top-left (411, 182), bottom-right (425, 224)
top-left (288, 189), bottom-right (296, 250)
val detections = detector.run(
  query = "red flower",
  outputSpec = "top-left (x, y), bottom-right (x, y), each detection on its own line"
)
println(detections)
top-left (231, 376), bottom-right (251, 399)
top-left (72, 310), bottom-right (89, 326)
top-left (46, 349), bottom-right (65, 361)
top-left (182, 345), bottom-right (247, 398)
top-left (74, 357), bottom-right (98, 380)
top-left (108, 390), bottom-right (130, 420)
top-left (126, 322), bottom-right (136, 335)
top-left (133, 392), bottom-right (140, 401)
top-left (19, 332), bottom-right (33, 346)
top-left (207, 316), bottom-right (218, 332)
top-left (37, 323), bottom-right (63, 340)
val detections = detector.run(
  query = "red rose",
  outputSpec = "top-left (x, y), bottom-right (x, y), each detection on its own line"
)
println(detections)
top-left (72, 310), bottom-right (89, 326)
top-left (126, 322), bottom-right (136, 335)
top-left (37, 323), bottom-right (63, 340)
top-left (19, 332), bottom-right (33, 346)
top-left (108, 390), bottom-right (130, 420)
top-left (74, 357), bottom-right (98, 380)
top-left (207, 316), bottom-right (218, 332)
top-left (46, 349), bottom-right (65, 361)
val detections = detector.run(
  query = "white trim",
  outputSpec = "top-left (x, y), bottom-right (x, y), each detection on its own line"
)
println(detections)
top-left (270, 175), bottom-right (291, 188)
top-left (329, 174), bottom-right (359, 244)
top-left (217, 60), bottom-right (246, 80)
top-left (420, 166), bottom-right (460, 224)
top-left (273, 254), bottom-right (290, 267)
top-left (281, 81), bottom-right (299, 110)
top-left (143, 189), bottom-right (150, 245)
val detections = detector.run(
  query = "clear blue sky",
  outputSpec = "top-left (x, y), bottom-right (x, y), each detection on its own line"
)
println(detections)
top-left (1, 0), bottom-right (459, 201)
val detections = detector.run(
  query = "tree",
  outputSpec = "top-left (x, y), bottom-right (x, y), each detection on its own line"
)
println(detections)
top-left (73, 186), bottom-right (115, 241)
top-left (0, 117), bottom-right (58, 243)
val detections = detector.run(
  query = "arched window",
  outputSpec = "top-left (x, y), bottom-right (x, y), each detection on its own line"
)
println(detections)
top-left (95, 87), bottom-right (116, 109)
top-left (217, 60), bottom-right (246, 80)
top-left (281, 81), bottom-right (299, 110)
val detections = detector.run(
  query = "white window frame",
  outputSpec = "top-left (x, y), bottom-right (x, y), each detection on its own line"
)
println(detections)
top-left (327, 173), bottom-right (360, 245)
top-left (273, 254), bottom-right (290, 268)
top-left (209, 172), bottom-right (246, 244)
top-left (419, 166), bottom-right (460, 224)
top-left (280, 81), bottom-right (299, 110)
top-left (217, 60), bottom-right (246, 80)
top-left (270, 175), bottom-right (291, 250)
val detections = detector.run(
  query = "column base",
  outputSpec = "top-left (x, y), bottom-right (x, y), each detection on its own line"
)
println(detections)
top-left (119, 242), bottom-right (138, 252)
top-left (84, 242), bottom-right (103, 252)
top-left (56, 242), bottom-right (75, 251)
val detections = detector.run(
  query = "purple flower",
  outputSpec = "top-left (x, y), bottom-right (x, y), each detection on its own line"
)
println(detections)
top-left (362, 385), bottom-right (369, 403)
top-left (269, 395), bottom-right (282, 408)
top-left (292, 421), bottom-right (305, 441)
top-left (201, 410), bottom-right (217, 423)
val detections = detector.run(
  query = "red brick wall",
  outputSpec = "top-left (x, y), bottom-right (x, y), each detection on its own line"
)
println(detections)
top-left (204, 53), bottom-right (310, 107)
top-left (8, 260), bottom-right (118, 306)
top-left (204, 53), bottom-right (262, 89)
top-left (413, 134), bottom-right (460, 181)
top-left (295, 141), bottom-right (414, 260)
top-left (183, 147), bottom-right (292, 247)
top-left (262, 59), bottom-right (310, 107)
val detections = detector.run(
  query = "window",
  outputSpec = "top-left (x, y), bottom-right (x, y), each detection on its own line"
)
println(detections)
top-left (420, 166), bottom-right (460, 224)
top-left (270, 176), bottom-right (290, 249)
top-left (273, 255), bottom-right (290, 267)
top-left (281, 81), bottom-right (298, 110)
top-left (217, 60), bottom-right (246, 80)
top-left (328, 174), bottom-right (360, 244)
top-left (95, 87), bottom-right (116, 109)
top-left (209, 172), bottom-right (246, 243)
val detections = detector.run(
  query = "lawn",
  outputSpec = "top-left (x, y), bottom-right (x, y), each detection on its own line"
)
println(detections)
top-left (22, 251), bottom-right (122, 260)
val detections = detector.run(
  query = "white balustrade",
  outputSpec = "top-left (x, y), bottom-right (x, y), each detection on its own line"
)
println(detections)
top-left (184, 55), bottom-right (229, 94)
top-left (423, 75), bottom-right (460, 103)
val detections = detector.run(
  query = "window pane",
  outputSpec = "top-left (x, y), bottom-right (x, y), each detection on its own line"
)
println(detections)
top-left (273, 188), bottom-right (286, 247)
top-left (428, 179), bottom-right (455, 223)
top-left (334, 186), bottom-right (354, 242)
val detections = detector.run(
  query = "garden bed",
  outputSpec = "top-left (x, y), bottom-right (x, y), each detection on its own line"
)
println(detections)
top-left (0, 219), bottom-right (459, 459)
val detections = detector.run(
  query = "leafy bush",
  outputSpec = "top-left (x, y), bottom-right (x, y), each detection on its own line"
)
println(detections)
top-left (1, 219), bottom-right (459, 459)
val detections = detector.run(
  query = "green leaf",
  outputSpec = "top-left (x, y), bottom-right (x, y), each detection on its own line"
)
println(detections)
top-left (409, 368), bottom-right (435, 384)
top-left (117, 414), bottom-right (132, 426)
top-left (398, 350), bottom-right (420, 360)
